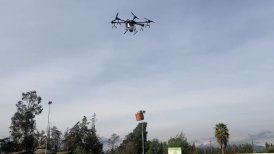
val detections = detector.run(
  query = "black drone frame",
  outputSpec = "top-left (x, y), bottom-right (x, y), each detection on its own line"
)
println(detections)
top-left (111, 12), bottom-right (154, 34)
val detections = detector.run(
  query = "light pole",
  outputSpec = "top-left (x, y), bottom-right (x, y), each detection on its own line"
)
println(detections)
top-left (135, 110), bottom-right (146, 154)
top-left (142, 121), bottom-right (144, 154)
top-left (45, 101), bottom-right (52, 154)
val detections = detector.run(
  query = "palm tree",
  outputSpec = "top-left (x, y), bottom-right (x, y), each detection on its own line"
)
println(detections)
top-left (215, 123), bottom-right (229, 154)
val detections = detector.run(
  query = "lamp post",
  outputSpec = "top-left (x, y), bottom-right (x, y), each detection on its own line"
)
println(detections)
top-left (135, 110), bottom-right (146, 154)
top-left (45, 101), bottom-right (52, 154)
top-left (142, 121), bottom-right (145, 154)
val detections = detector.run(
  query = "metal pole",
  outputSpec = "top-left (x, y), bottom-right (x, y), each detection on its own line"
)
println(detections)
top-left (136, 110), bottom-right (145, 154)
top-left (45, 101), bottom-right (52, 154)
top-left (142, 122), bottom-right (144, 154)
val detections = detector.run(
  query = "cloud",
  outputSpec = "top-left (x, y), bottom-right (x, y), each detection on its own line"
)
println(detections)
top-left (251, 131), bottom-right (274, 141)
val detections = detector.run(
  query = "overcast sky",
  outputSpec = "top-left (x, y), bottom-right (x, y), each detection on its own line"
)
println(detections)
top-left (1, 0), bottom-right (274, 146)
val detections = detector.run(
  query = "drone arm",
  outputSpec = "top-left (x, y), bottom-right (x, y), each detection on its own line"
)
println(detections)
top-left (117, 19), bottom-right (126, 22)
top-left (135, 21), bottom-right (152, 24)
top-left (135, 23), bottom-right (145, 27)
top-left (111, 21), bottom-right (126, 24)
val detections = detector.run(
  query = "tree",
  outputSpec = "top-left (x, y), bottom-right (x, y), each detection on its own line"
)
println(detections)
top-left (63, 115), bottom-right (103, 153)
top-left (0, 137), bottom-right (17, 152)
top-left (50, 126), bottom-right (62, 152)
top-left (107, 133), bottom-right (120, 154)
top-left (10, 91), bottom-right (43, 152)
top-left (33, 129), bottom-right (46, 149)
top-left (265, 142), bottom-right (274, 153)
top-left (214, 123), bottom-right (229, 154)
top-left (63, 122), bottom-right (81, 152)
top-left (117, 122), bottom-right (148, 154)
top-left (168, 132), bottom-right (190, 154)
top-left (116, 133), bottom-right (134, 154)
top-left (147, 139), bottom-right (164, 154)
top-left (133, 122), bottom-right (148, 154)
top-left (236, 144), bottom-right (253, 153)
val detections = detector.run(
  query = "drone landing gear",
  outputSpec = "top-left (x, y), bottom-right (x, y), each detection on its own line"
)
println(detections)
top-left (124, 30), bottom-right (138, 35)
top-left (112, 24), bottom-right (117, 29)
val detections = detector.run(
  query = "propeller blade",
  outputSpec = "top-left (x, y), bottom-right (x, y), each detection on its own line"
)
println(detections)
top-left (111, 13), bottom-right (119, 23)
top-left (144, 18), bottom-right (155, 23)
top-left (115, 12), bottom-right (119, 19)
top-left (115, 12), bottom-right (123, 21)
top-left (131, 12), bottom-right (139, 20)
top-left (111, 12), bottom-right (122, 21)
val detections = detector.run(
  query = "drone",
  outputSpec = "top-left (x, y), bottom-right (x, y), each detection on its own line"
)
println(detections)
top-left (111, 12), bottom-right (154, 34)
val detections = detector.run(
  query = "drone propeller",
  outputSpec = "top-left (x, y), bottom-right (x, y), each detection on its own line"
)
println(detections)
top-left (144, 18), bottom-right (155, 23)
top-left (131, 12), bottom-right (139, 20)
top-left (114, 12), bottom-right (121, 20)
top-left (111, 12), bottom-right (121, 23)
top-left (115, 12), bottom-right (119, 19)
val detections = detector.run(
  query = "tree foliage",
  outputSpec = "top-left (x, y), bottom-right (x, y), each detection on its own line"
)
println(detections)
top-left (50, 126), bottom-right (62, 152)
top-left (117, 122), bottom-right (148, 154)
top-left (9, 91), bottom-right (43, 152)
top-left (235, 144), bottom-right (253, 153)
top-left (33, 129), bottom-right (46, 149)
top-left (265, 142), bottom-right (274, 153)
top-left (168, 132), bottom-right (190, 154)
top-left (106, 133), bottom-right (121, 154)
top-left (0, 137), bottom-right (17, 152)
top-left (63, 115), bottom-right (103, 154)
top-left (147, 139), bottom-right (165, 154)
top-left (215, 123), bottom-right (229, 154)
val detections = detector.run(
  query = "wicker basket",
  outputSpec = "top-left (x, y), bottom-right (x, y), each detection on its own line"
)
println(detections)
top-left (135, 111), bottom-right (144, 121)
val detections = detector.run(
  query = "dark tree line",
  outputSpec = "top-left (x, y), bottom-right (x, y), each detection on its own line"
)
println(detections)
top-left (265, 142), bottom-right (274, 153)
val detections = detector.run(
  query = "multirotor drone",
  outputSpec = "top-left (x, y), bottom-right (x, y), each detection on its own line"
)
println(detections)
top-left (111, 12), bottom-right (154, 34)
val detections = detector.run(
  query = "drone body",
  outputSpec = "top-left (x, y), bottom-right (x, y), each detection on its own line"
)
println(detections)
top-left (111, 12), bottom-right (154, 34)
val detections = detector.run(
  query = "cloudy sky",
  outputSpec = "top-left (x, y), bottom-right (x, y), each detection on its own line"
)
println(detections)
top-left (1, 0), bottom-right (274, 146)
